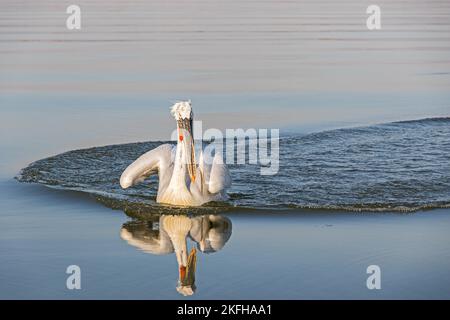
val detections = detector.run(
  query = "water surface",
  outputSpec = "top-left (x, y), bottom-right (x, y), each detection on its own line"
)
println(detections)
top-left (1, 0), bottom-right (450, 299)
top-left (17, 117), bottom-right (450, 213)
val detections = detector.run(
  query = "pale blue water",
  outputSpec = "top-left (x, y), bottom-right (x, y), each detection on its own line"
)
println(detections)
top-left (1, 0), bottom-right (450, 299)
top-left (2, 179), bottom-right (450, 299)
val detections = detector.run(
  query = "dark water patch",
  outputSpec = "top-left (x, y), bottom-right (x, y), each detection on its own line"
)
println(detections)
top-left (17, 117), bottom-right (450, 213)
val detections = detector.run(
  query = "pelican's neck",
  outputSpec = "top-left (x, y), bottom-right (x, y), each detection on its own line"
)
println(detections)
top-left (163, 215), bottom-right (191, 266)
top-left (170, 139), bottom-right (189, 188)
top-left (173, 233), bottom-right (189, 267)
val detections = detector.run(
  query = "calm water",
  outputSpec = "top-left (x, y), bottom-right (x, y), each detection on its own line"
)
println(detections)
top-left (1, 0), bottom-right (450, 299)
top-left (2, 179), bottom-right (450, 299)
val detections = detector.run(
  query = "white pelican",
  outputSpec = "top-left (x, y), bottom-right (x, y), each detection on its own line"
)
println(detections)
top-left (121, 215), bottom-right (198, 296)
top-left (120, 214), bottom-right (233, 296)
top-left (120, 101), bottom-right (231, 206)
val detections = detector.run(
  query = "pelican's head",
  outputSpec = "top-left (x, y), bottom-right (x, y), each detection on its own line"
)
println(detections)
top-left (171, 100), bottom-right (196, 182)
top-left (171, 100), bottom-right (192, 121)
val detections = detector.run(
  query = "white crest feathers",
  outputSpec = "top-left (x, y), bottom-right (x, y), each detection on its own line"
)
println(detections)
top-left (171, 100), bottom-right (192, 120)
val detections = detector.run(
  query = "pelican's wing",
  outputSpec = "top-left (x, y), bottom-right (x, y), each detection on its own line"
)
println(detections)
top-left (120, 226), bottom-right (174, 255)
top-left (120, 144), bottom-right (175, 189)
top-left (188, 215), bottom-right (232, 253)
top-left (207, 151), bottom-right (231, 194)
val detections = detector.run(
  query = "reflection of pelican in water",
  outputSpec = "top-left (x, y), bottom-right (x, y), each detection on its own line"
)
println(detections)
top-left (119, 101), bottom-right (231, 206)
top-left (120, 214), bottom-right (232, 296)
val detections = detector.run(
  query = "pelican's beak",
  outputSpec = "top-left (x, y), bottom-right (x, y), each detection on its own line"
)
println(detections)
top-left (179, 248), bottom-right (197, 286)
top-left (178, 118), bottom-right (197, 183)
top-left (179, 265), bottom-right (186, 282)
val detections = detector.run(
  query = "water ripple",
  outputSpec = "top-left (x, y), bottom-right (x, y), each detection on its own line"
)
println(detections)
top-left (17, 117), bottom-right (450, 213)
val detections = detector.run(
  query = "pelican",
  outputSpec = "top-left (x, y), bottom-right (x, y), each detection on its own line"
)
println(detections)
top-left (119, 101), bottom-right (231, 206)
top-left (120, 214), bottom-right (233, 296)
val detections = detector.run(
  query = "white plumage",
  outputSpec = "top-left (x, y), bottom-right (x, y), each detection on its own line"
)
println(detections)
top-left (120, 101), bottom-right (231, 206)
top-left (119, 214), bottom-right (233, 296)
top-left (189, 215), bottom-right (232, 253)
top-left (170, 100), bottom-right (192, 120)
top-left (120, 216), bottom-right (174, 255)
